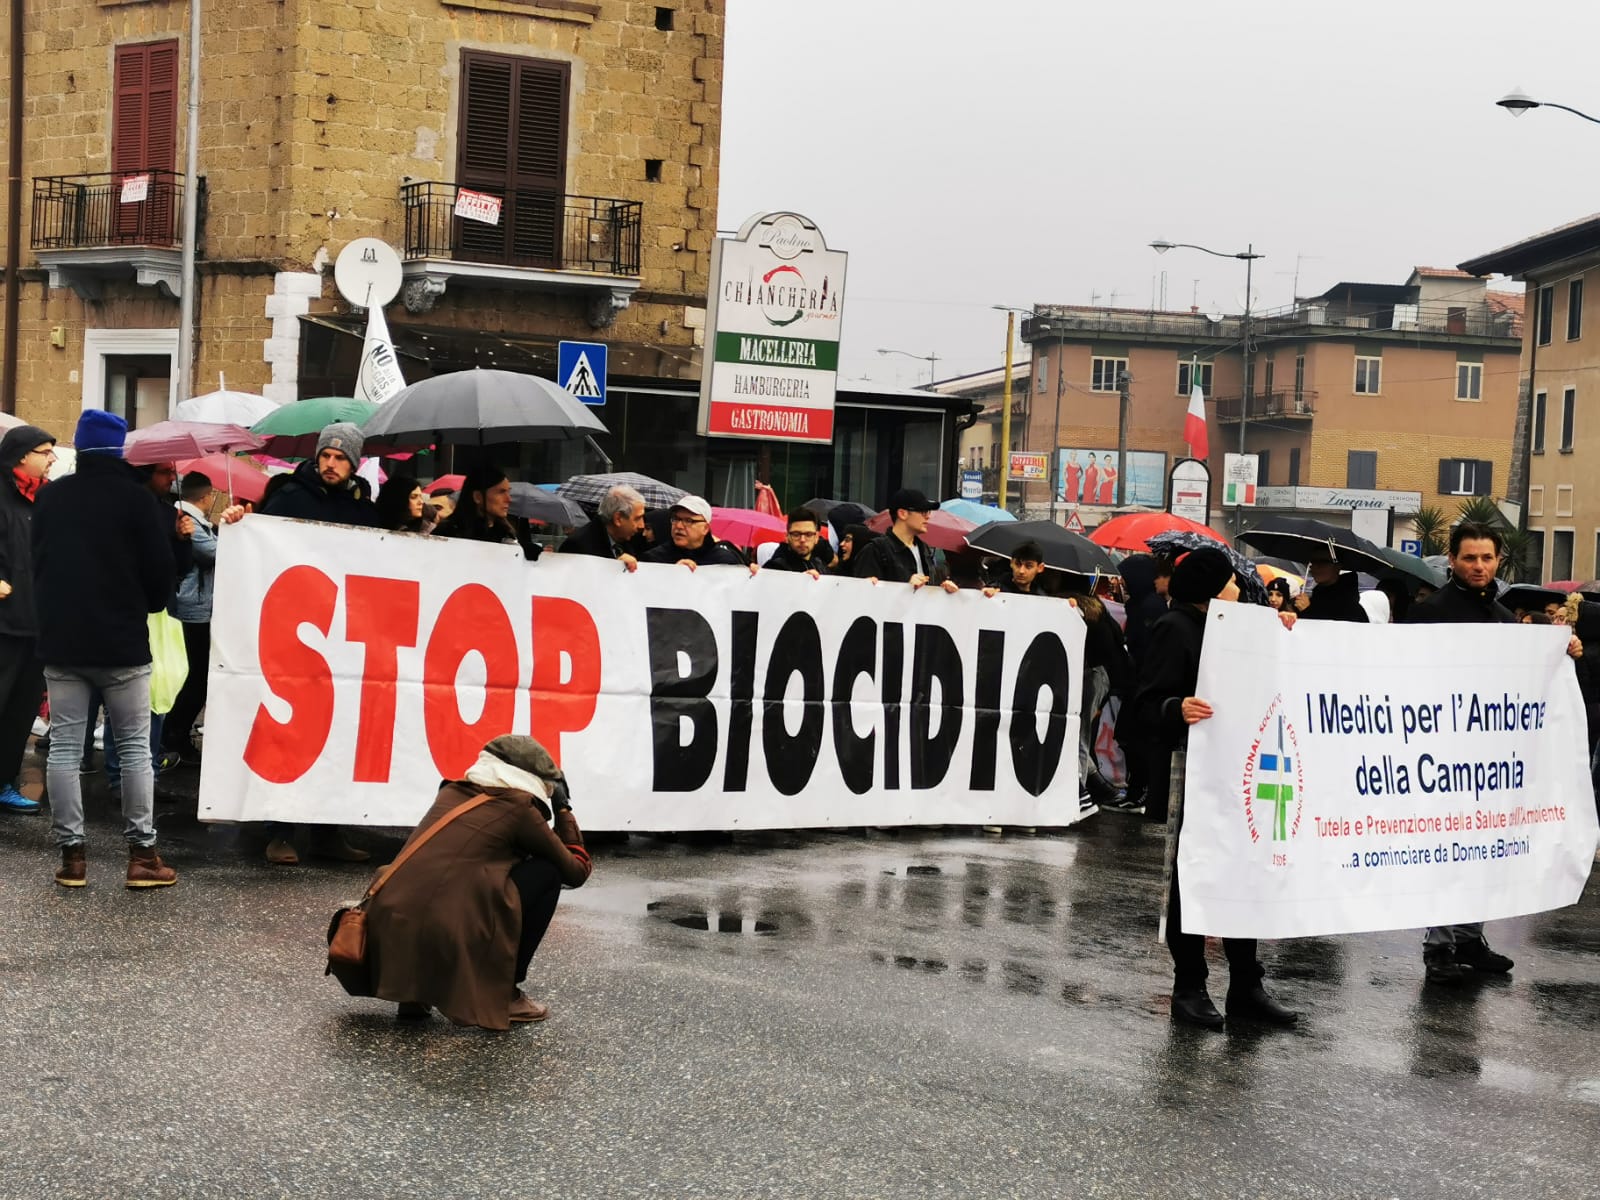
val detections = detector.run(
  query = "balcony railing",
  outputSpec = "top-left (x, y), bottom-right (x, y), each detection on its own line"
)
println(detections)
top-left (1215, 390), bottom-right (1318, 422)
top-left (401, 182), bottom-right (642, 276)
top-left (31, 170), bottom-right (192, 249)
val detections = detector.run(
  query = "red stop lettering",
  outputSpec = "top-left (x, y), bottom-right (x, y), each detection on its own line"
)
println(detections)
top-left (530, 596), bottom-right (601, 767)
top-left (345, 575), bottom-right (420, 783)
top-left (243, 566), bottom-right (338, 784)
top-left (424, 583), bottom-right (519, 778)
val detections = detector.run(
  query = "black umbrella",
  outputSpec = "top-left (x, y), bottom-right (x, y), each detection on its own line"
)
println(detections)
top-left (1499, 583), bottom-right (1569, 612)
top-left (1373, 547), bottom-right (1445, 591)
top-left (966, 519), bottom-right (1119, 579)
top-left (1237, 515), bottom-right (1392, 575)
top-left (803, 498), bottom-right (874, 531)
top-left (361, 368), bottom-right (607, 446)
top-left (1146, 529), bottom-right (1270, 606)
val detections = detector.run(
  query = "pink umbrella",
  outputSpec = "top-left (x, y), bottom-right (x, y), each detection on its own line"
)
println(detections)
top-left (126, 421), bottom-right (264, 465)
top-left (712, 506), bottom-right (788, 547)
top-left (175, 454), bottom-right (270, 504)
top-left (426, 474), bottom-right (465, 495)
top-left (866, 507), bottom-right (976, 553)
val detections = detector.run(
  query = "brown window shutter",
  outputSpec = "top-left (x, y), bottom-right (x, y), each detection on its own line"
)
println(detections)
top-left (112, 40), bottom-right (180, 243)
top-left (144, 41), bottom-right (179, 173)
top-left (457, 51), bottom-right (568, 268)
top-left (112, 43), bottom-right (149, 177)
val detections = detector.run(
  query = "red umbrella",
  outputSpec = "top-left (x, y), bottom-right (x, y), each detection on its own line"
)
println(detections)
top-left (125, 420), bottom-right (264, 465)
top-left (712, 506), bottom-right (787, 547)
top-left (1089, 511), bottom-right (1226, 552)
top-left (176, 454), bottom-right (270, 504)
top-left (425, 474), bottom-right (465, 495)
top-left (866, 508), bottom-right (976, 553)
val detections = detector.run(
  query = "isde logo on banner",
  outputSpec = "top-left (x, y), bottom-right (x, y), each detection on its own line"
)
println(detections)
top-left (558, 340), bottom-right (607, 406)
top-left (1242, 694), bottom-right (1305, 863)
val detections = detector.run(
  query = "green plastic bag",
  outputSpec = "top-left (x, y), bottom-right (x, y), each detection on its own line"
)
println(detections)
top-left (148, 612), bottom-right (190, 715)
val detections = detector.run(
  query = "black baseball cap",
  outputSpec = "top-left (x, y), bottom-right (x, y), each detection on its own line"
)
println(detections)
top-left (887, 487), bottom-right (935, 514)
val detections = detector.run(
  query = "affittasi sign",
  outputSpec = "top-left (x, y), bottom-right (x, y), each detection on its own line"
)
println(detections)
top-left (698, 212), bottom-right (848, 444)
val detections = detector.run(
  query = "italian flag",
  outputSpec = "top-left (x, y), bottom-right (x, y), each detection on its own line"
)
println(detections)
top-left (1185, 359), bottom-right (1209, 459)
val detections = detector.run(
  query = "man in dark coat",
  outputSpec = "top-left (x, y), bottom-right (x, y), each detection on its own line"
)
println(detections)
top-left (257, 422), bottom-right (378, 527)
top-left (642, 495), bottom-right (751, 570)
top-left (763, 506), bottom-right (831, 575)
top-left (559, 483), bottom-right (645, 570)
top-left (1130, 546), bottom-right (1298, 1030)
top-left (0, 424), bottom-right (56, 813)
top-left (32, 410), bottom-right (178, 889)
top-left (853, 488), bottom-right (958, 592)
top-left (1405, 521), bottom-right (1519, 984)
top-left (1293, 547), bottom-right (1368, 623)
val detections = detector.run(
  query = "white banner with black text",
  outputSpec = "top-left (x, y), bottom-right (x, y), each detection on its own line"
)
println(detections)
top-left (1181, 603), bottom-right (1598, 938)
top-left (200, 516), bottom-right (1086, 830)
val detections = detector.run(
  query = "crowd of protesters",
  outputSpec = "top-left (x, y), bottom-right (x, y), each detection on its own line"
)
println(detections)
top-left (3, 410), bottom-right (1598, 1031)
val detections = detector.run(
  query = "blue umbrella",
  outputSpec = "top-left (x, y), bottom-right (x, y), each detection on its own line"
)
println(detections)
top-left (941, 498), bottom-right (1016, 524)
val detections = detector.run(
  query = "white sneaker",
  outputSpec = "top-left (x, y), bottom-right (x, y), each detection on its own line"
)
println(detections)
top-left (93, 724), bottom-right (104, 751)
top-left (31, 717), bottom-right (48, 738)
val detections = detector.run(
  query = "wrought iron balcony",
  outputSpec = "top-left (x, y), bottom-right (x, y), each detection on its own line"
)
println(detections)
top-left (30, 170), bottom-right (200, 300)
top-left (1214, 390), bottom-right (1318, 423)
top-left (398, 182), bottom-right (643, 326)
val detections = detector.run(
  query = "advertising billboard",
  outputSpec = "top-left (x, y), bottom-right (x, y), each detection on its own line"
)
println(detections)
top-left (1057, 449), bottom-right (1167, 507)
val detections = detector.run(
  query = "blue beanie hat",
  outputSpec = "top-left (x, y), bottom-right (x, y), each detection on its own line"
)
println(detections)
top-left (74, 409), bottom-right (128, 456)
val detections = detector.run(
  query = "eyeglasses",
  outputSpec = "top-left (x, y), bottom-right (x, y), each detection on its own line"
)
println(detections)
top-left (669, 516), bottom-right (706, 527)
top-left (787, 529), bottom-right (819, 539)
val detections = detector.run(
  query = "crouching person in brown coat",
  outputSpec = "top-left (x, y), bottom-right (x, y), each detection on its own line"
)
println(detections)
top-left (364, 734), bottom-right (593, 1030)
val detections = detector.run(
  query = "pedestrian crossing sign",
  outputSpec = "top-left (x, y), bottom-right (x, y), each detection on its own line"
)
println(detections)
top-left (558, 340), bottom-right (607, 406)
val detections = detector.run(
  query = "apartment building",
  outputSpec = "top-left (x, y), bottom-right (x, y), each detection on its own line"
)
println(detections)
top-left (1017, 269), bottom-right (1522, 545)
top-left (1462, 215), bottom-right (1600, 582)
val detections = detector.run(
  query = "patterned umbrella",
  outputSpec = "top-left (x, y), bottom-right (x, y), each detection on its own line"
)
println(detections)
top-left (1146, 529), bottom-right (1270, 605)
top-left (558, 471), bottom-right (687, 513)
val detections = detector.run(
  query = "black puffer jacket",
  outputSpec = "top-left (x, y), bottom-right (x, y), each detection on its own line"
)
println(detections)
top-left (32, 453), bottom-right (173, 667)
top-left (1298, 570), bottom-right (1369, 623)
top-left (0, 425), bottom-right (52, 639)
top-left (257, 458), bottom-right (379, 528)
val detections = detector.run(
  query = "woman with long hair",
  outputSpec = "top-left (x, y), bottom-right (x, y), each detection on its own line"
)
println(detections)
top-left (435, 464), bottom-right (539, 560)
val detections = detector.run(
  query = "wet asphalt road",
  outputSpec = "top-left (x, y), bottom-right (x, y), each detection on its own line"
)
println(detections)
top-left (2, 757), bottom-right (1599, 1199)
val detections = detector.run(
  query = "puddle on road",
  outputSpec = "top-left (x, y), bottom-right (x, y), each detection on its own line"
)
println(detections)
top-left (646, 899), bottom-right (778, 935)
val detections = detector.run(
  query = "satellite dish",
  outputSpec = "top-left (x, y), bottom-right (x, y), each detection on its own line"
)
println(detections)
top-left (334, 238), bottom-right (403, 308)
top-left (1205, 311), bottom-right (1226, 324)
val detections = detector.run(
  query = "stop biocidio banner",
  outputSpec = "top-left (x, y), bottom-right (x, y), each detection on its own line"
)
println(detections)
top-left (1180, 603), bottom-right (1599, 938)
top-left (200, 516), bottom-right (1087, 830)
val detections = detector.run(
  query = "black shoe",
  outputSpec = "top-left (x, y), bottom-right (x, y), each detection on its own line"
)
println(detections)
top-left (1423, 944), bottom-right (1473, 984)
top-left (1454, 939), bottom-right (1513, 974)
top-left (1227, 983), bottom-right (1299, 1027)
top-left (1171, 990), bottom-right (1225, 1029)
top-left (1099, 794), bottom-right (1144, 813)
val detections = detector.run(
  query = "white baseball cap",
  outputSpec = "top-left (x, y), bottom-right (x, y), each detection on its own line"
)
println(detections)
top-left (668, 494), bottom-right (714, 523)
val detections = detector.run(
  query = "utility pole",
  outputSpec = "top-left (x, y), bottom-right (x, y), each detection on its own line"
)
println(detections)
top-left (1049, 337), bottom-right (1064, 523)
top-left (1236, 244), bottom-right (1255, 532)
top-left (1115, 368), bottom-right (1132, 507)
top-left (175, 0), bottom-right (202, 405)
top-left (998, 310), bottom-right (1014, 510)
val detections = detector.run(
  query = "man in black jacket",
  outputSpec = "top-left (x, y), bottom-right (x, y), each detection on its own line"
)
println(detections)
top-left (1405, 521), bottom-right (1519, 983)
top-left (1130, 546), bottom-right (1298, 1029)
top-left (1293, 547), bottom-right (1368, 623)
top-left (257, 422), bottom-right (378, 527)
top-left (642, 495), bottom-right (752, 571)
top-left (763, 507), bottom-right (831, 576)
top-left (558, 484), bottom-right (645, 571)
top-left (33, 410), bottom-right (177, 889)
top-left (0, 424), bottom-right (56, 814)
top-left (852, 488), bottom-right (958, 592)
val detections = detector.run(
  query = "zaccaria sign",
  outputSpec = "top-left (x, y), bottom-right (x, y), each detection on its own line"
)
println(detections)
top-left (698, 212), bottom-right (848, 444)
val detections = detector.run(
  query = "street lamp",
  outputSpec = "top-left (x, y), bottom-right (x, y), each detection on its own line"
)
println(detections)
top-left (876, 347), bottom-right (939, 386)
top-left (1496, 88), bottom-right (1600, 124)
top-left (1150, 238), bottom-right (1265, 529)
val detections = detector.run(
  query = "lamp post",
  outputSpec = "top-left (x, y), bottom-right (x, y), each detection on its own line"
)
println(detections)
top-left (1496, 89), bottom-right (1600, 124)
top-left (1150, 238), bottom-right (1264, 530)
top-left (876, 347), bottom-right (939, 386)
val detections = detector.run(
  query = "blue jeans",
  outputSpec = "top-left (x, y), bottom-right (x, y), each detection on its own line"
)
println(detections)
top-left (47, 665), bottom-right (156, 848)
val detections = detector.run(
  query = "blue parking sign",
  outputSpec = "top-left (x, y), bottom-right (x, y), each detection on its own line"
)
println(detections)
top-left (558, 341), bottom-right (607, 406)
top-left (1400, 539), bottom-right (1421, 557)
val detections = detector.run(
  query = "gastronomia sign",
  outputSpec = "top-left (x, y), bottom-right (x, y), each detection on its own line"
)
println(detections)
top-left (698, 212), bottom-right (848, 444)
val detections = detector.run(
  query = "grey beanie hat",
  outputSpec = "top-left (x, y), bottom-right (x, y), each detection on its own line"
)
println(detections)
top-left (315, 422), bottom-right (364, 465)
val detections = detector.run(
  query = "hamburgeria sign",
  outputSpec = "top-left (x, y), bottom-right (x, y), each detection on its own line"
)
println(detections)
top-left (698, 212), bottom-right (848, 444)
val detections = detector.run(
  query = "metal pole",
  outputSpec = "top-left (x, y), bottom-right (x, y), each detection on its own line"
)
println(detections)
top-left (1235, 244), bottom-right (1253, 531)
top-left (2, 0), bottom-right (25, 413)
top-left (998, 312), bottom-right (1013, 510)
top-left (175, 0), bottom-right (202, 406)
top-left (1049, 337), bottom-right (1063, 522)
top-left (1116, 369), bottom-right (1131, 507)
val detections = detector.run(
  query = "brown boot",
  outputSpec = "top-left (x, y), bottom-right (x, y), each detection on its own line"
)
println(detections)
top-left (54, 845), bottom-right (86, 888)
top-left (126, 844), bottom-right (177, 889)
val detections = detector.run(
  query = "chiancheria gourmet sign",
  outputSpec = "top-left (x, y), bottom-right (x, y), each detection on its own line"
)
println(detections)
top-left (698, 212), bottom-right (848, 444)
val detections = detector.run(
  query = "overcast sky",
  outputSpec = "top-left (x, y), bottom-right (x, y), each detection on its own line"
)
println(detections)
top-left (718, 0), bottom-right (1600, 389)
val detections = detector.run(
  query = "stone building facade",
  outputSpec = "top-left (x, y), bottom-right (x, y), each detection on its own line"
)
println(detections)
top-left (1, 0), bottom-right (724, 439)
